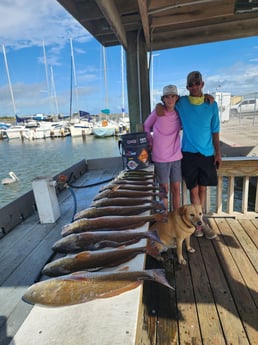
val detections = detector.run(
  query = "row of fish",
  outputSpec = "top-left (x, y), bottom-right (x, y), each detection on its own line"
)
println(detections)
top-left (22, 169), bottom-right (172, 307)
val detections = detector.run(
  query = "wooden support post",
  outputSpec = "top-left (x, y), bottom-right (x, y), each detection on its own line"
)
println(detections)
top-left (126, 30), bottom-right (150, 132)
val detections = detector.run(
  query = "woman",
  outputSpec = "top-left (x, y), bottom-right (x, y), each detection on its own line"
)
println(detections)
top-left (144, 85), bottom-right (182, 212)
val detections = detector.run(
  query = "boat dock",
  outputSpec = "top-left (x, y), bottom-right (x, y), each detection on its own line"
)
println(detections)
top-left (141, 216), bottom-right (258, 345)
top-left (0, 157), bottom-right (257, 345)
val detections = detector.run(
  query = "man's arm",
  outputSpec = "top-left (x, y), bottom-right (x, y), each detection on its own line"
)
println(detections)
top-left (155, 102), bottom-right (165, 116)
top-left (204, 94), bottom-right (214, 103)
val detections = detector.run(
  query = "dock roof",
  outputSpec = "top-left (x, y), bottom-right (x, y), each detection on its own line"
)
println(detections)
top-left (57, 0), bottom-right (258, 51)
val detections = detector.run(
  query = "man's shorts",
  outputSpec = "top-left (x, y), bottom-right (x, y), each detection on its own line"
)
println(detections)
top-left (154, 160), bottom-right (182, 185)
top-left (182, 152), bottom-right (218, 190)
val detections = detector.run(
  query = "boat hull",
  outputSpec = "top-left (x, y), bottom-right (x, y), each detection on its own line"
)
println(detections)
top-left (70, 124), bottom-right (92, 137)
top-left (93, 126), bottom-right (116, 137)
top-left (5, 126), bottom-right (32, 140)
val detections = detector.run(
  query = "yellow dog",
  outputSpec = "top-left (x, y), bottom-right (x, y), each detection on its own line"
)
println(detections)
top-left (152, 204), bottom-right (203, 265)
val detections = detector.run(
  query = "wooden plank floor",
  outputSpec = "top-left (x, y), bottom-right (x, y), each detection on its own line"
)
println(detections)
top-left (141, 217), bottom-right (258, 345)
top-left (0, 164), bottom-right (121, 345)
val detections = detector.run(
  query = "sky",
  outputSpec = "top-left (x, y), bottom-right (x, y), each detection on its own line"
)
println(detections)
top-left (0, 0), bottom-right (258, 117)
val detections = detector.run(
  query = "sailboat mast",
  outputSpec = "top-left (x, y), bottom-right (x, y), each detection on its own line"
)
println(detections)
top-left (121, 46), bottom-right (125, 118)
top-left (42, 41), bottom-right (51, 99)
top-left (70, 38), bottom-right (79, 113)
top-left (2, 44), bottom-right (17, 116)
top-left (69, 54), bottom-right (73, 119)
top-left (102, 46), bottom-right (109, 111)
top-left (50, 66), bottom-right (59, 115)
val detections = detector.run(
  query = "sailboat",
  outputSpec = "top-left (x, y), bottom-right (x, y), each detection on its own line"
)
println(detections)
top-left (69, 38), bottom-right (93, 137)
top-left (2, 44), bottom-right (17, 117)
top-left (92, 47), bottom-right (118, 137)
top-left (2, 45), bottom-right (31, 140)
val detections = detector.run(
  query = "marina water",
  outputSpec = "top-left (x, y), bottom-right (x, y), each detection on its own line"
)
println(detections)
top-left (0, 135), bottom-right (122, 209)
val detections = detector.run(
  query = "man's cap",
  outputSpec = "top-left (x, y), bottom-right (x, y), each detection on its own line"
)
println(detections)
top-left (187, 71), bottom-right (202, 85)
top-left (162, 85), bottom-right (178, 96)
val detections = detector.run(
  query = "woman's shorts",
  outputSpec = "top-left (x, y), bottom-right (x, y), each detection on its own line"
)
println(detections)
top-left (182, 152), bottom-right (218, 189)
top-left (154, 160), bottom-right (182, 184)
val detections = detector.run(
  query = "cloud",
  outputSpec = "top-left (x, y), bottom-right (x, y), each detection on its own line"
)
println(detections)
top-left (0, 0), bottom-right (91, 49)
top-left (0, 1), bottom-right (257, 116)
top-left (206, 62), bottom-right (258, 95)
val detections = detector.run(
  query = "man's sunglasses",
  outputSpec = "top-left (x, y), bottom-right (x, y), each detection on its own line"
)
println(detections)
top-left (188, 81), bottom-right (201, 87)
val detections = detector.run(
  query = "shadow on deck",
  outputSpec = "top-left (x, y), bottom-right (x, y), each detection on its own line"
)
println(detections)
top-left (140, 218), bottom-right (258, 345)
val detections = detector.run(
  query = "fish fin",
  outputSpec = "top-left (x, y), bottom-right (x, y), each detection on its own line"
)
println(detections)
top-left (147, 229), bottom-right (164, 245)
top-left (113, 266), bottom-right (130, 272)
top-left (99, 281), bottom-right (141, 299)
top-left (118, 266), bottom-right (130, 271)
top-left (68, 271), bottom-right (91, 280)
top-left (101, 266), bottom-right (130, 273)
top-left (112, 184), bottom-right (121, 191)
top-left (85, 267), bottom-right (103, 272)
top-left (75, 252), bottom-right (91, 260)
top-left (116, 244), bottom-right (127, 249)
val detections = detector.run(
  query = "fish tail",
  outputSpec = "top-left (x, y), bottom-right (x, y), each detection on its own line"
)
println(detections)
top-left (154, 202), bottom-right (165, 211)
top-left (145, 242), bottom-right (163, 261)
top-left (151, 269), bottom-right (174, 290)
top-left (147, 229), bottom-right (164, 244)
top-left (153, 213), bottom-right (168, 222)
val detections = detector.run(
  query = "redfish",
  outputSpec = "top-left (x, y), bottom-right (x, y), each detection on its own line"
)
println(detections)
top-left (52, 229), bottom-right (162, 253)
top-left (61, 213), bottom-right (166, 236)
top-left (42, 243), bottom-right (163, 276)
top-left (119, 176), bottom-right (153, 181)
top-left (100, 183), bottom-right (160, 192)
top-left (113, 179), bottom-right (156, 185)
top-left (93, 188), bottom-right (164, 201)
top-left (73, 203), bottom-right (163, 220)
top-left (124, 170), bottom-right (153, 174)
top-left (91, 197), bottom-right (160, 208)
top-left (22, 269), bottom-right (173, 307)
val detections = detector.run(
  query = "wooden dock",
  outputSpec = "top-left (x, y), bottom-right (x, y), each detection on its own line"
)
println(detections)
top-left (0, 157), bottom-right (257, 345)
top-left (139, 217), bottom-right (258, 345)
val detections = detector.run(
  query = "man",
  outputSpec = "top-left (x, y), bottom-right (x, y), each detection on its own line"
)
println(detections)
top-left (157, 71), bottom-right (221, 239)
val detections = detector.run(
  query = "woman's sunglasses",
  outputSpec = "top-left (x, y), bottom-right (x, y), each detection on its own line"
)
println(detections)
top-left (188, 81), bottom-right (201, 87)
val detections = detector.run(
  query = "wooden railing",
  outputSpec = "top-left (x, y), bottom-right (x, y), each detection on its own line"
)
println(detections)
top-left (183, 158), bottom-right (258, 219)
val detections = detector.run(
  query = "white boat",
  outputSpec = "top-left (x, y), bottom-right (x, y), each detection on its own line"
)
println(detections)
top-left (70, 120), bottom-right (93, 137)
top-left (50, 122), bottom-right (71, 137)
top-left (5, 125), bottom-right (32, 140)
top-left (92, 120), bottom-right (118, 137)
top-left (0, 122), bottom-right (10, 139)
top-left (118, 116), bottom-right (130, 134)
top-left (30, 126), bottom-right (51, 140)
